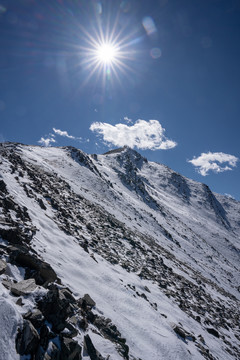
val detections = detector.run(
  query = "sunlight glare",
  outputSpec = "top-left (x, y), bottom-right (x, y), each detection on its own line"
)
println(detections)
top-left (78, 15), bottom-right (138, 87)
top-left (96, 43), bottom-right (118, 64)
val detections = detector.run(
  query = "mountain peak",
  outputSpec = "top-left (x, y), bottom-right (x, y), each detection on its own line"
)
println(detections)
top-left (103, 146), bottom-right (147, 166)
top-left (103, 145), bottom-right (129, 155)
top-left (0, 143), bottom-right (239, 360)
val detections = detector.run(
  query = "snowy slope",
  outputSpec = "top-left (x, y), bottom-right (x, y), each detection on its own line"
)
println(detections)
top-left (0, 143), bottom-right (239, 360)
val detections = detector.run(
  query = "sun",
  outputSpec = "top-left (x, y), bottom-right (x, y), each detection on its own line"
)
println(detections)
top-left (77, 17), bottom-right (138, 87)
top-left (95, 43), bottom-right (119, 64)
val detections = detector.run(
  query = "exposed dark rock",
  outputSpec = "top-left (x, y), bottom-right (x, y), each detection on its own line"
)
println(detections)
top-left (206, 327), bottom-right (220, 338)
top-left (0, 179), bottom-right (7, 193)
top-left (39, 324), bottom-right (50, 350)
top-left (35, 345), bottom-right (50, 360)
top-left (61, 337), bottom-right (82, 360)
top-left (16, 297), bottom-right (23, 306)
top-left (50, 343), bottom-right (61, 360)
top-left (24, 309), bottom-right (44, 329)
top-left (83, 334), bottom-right (104, 360)
top-left (0, 226), bottom-right (25, 244)
top-left (9, 246), bottom-right (57, 285)
top-left (64, 322), bottom-right (79, 338)
top-left (38, 198), bottom-right (47, 210)
top-left (16, 320), bottom-right (40, 355)
top-left (92, 315), bottom-right (129, 359)
top-left (173, 325), bottom-right (196, 342)
top-left (82, 293), bottom-right (96, 309)
top-left (60, 288), bottom-right (76, 302)
top-left (173, 325), bottom-right (186, 340)
top-left (38, 285), bottom-right (74, 332)
top-left (78, 317), bottom-right (88, 330)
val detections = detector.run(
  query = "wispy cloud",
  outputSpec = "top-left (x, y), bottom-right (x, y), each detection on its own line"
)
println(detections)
top-left (123, 116), bottom-right (133, 124)
top-left (53, 128), bottom-right (77, 139)
top-left (188, 152), bottom-right (238, 176)
top-left (38, 137), bottom-right (56, 147)
top-left (90, 119), bottom-right (177, 150)
top-left (38, 127), bottom-right (84, 147)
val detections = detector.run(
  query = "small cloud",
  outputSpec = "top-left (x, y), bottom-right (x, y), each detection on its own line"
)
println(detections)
top-left (38, 137), bottom-right (56, 147)
top-left (188, 152), bottom-right (238, 176)
top-left (53, 128), bottom-right (75, 139)
top-left (38, 127), bottom-right (85, 147)
top-left (90, 119), bottom-right (177, 150)
top-left (123, 116), bottom-right (133, 124)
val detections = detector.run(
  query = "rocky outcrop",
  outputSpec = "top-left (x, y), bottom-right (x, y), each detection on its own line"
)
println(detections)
top-left (9, 245), bottom-right (58, 285)
top-left (16, 320), bottom-right (40, 355)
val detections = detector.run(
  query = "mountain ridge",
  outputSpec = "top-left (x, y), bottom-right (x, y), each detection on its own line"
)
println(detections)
top-left (0, 142), bottom-right (239, 360)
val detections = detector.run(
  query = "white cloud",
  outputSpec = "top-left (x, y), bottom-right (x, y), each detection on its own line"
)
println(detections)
top-left (123, 116), bottom-right (133, 124)
top-left (188, 152), bottom-right (238, 176)
top-left (90, 119), bottom-right (177, 150)
top-left (53, 128), bottom-right (75, 139)
top-left (38, 137), bottom-right (56, 147)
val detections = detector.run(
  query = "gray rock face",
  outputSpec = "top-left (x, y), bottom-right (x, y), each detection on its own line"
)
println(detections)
top-left (24, 309), bottom-right (44, 328)
top-left (0, 259), bottom-right (7, 274)
top-left (82, 293), bottom-right (96, 308)
top-left (16, 319), bottom-right (40, 355)
top-left (38, 285), bottom-right (74, 332)
top-left (11, 278), bottom-right (37, 296)
top-left (83, 334), bottom-right (104, 360)
top-left (61, 337), bottom-right (82, 360)
top-left (2, 278), bottom-right (12, 289)
top-left (9, 246), bottom-right (57, 285)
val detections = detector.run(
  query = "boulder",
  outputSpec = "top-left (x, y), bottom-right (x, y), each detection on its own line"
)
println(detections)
top-left (0, 259), bottom-right (7, 274)
top-left (173, 325), bottom-right (186, 340)
top-left (24, 309), bottom-right (44, 329)
top-left (16, 320), bottom-right (40, 355)
top-left (38, 262), bottom-right (57, 285)
top-left (63, 322), bottom-right (78, 338)
top-left (9, 247), bottom-right (57, 285)
top-left (11, 278), bottom-right (37, 296)
top-left (206, 328), bottom-right (219, 338)
top-left (0, 179), bottom-right (7, 193)
top-left (0, 226), bottom-right (25, 244)
top-left (78, 293), bottom-right (96, 310)
top-left (61, 337), bottom-right (82, 360)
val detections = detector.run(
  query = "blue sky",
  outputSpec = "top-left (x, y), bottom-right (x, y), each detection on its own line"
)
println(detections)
top-left (0, 0), bottom-right (240, 200)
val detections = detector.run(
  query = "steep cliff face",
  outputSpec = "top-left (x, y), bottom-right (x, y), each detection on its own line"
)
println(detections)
top-left (0, 143), bottom-right (239, 360)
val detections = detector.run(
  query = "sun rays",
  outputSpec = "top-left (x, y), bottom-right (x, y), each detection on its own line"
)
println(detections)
top-left (77, 13), bottom-right (138, 88)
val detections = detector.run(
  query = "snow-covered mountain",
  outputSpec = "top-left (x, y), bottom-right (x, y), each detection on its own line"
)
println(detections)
top-left (0, 142), bottom-right (239, 360)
